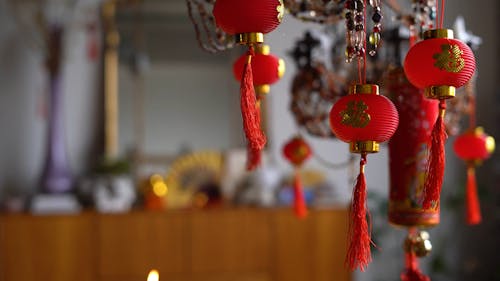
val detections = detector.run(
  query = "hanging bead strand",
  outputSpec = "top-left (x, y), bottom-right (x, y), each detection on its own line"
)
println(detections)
top-left (368, 0), bottom-right (381, 56)
top-left (345, 0), bottom-right (365, 62)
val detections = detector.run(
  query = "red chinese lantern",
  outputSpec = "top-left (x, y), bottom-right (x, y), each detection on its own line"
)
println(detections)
top-left (453, 127), bottom-right (495, 225)
top-left (214, 0), bottom-right (284, 170)
top-left (233, 44), bottom-right (285, 95)
top-left (385, 67), bottom-right (437, 281)
top-left (283, 135), bottom-right (312, 219)
top-left (329, 84), bottom-right (399, 271)
top-left (404, 29), bottom-right (476, 210)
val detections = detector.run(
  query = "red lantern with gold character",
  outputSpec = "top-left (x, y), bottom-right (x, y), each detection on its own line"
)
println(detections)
top-left (329, 84), bottom-right (399, 271)
top-left (214, 0), bottom-right (284, 170)
top-left (453, 127), bottom-right (495, 225)
top-left (283, 136), bottom-right (312, 219)
top-left (404, 29), bottom-right (476, 210)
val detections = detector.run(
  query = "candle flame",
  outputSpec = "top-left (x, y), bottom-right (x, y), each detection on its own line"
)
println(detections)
top-left (147, 269), bottom-right (159, 281)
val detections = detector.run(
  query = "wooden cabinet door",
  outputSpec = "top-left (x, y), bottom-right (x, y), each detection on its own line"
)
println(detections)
top-left (97, 211), bottom-right (189, 281)
top-left (0, 214), bottom-right (95, 281)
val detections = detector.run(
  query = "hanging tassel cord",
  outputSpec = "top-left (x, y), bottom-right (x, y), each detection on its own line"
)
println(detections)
top-left (293, 167), bottom-right (308, 219)
top-left (401, 251), bottom-right (431, 281)
top-left (241, 46), bottom-right (266, 170)
top-left (465, 163), bottom-right (482, 225)
top-left (422, 100), bottom-right (447, 209)
top-left (246, 95), bottom-right (264, 170)
top-left (346, 153), bottom-right (373, 271)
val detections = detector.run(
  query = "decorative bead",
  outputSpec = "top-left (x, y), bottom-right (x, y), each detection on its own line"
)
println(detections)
top-left (369, 32), bottom-right (380, 46)
top-left (347, 20), bottom-right (355, 30)
top-left (373, 25), bottom-right (380, 33)
top-left (355, 0), bottom-right (363, 12)
top-left (355, 24), bottom-right (364, 31)
top-left (355, 14), bottom-right (364, 22)
top-left (372, 12), bottom-right (382, 23)
top-left (345, 11), bottom-right (352, 20)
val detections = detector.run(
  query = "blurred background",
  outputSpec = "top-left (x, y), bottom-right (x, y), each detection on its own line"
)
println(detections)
top-left (0, 0), bottom-right (498, 280)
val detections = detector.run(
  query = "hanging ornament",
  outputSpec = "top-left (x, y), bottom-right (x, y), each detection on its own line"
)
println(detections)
top-left (233, 44), bottom-right (285, 169)
top-left (385, 66), bottom-right (436, 280)
top-left (453, 127), bottom-right (495, 225)
top-left (233, 44), bottom-right (285, 96)
top-left (283, 136), bottom-right (312, 218)
top-left (213, 0), bottom-right (284, 170)
top-left (403, 28), bottom-right (476, 210)
top-left (401, 229), bottom-right (433, 281)
top-left (330, 84), bottom-right (399, 271)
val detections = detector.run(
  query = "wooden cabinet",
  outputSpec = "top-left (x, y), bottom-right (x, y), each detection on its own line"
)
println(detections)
top-left (0, 208), bottom-right (350, 281)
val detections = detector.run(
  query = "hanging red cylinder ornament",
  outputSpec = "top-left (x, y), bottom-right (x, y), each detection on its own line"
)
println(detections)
top-left (453, 127), bottom-right (495, 225)
top-left (283, 136), bottom-right (312, 219)
top-left (214, 0), bottom-right (284, 170)
top-left (329, 84), bottom-right (399, 271)
top-left (385, 67), bottom-right (436, 281)
top-left (387, 67), bottom-right (440, 227)
top-left (404, 29), bottom-right (476, 210)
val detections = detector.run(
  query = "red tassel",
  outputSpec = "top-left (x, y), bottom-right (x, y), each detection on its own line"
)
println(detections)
top-left (401, 251), bottom-right (431, 281)
top-left (293, 170), bottom-right (307, 219)
top-left (422, 100), bottom-right (447, 209)
top-left (346, 154), bottom-right (372, 271)
top-left (241, 48), bottom-right (266, 170)
top-left (465, 165), bottom-right (481, 225)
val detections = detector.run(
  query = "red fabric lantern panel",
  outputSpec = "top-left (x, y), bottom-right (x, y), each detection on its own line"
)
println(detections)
top-left (404, 29), bottom-right (475, 96)
top-left (330, 84), bottom-right (399, 148)
top-left (213, 0), bottom-right (283, 35)
top-left (233, 46), bottom-right (285, 87)
top-left (453, 127), bottom-right (495, 161)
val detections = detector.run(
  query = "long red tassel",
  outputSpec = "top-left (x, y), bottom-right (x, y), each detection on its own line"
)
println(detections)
top-left (401, 251), bottom-right (431, 281)
top-left (422, 100), bottom-right (447, 209)
top-left (241, 47), bottom-right (266, 170)
top-left (293, 169), bottom-right (307, 219)
top-left (346, 154), bottom-right (372, 271)
top-left (246, 96), bottom-right (264, 170)
top-left (465, 164), bottom-right (481, 225)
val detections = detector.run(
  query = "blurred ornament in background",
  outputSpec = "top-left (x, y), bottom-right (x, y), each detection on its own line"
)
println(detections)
top-left (142, 174), bottom-right (168, 211)
top-left (213, 0), bottom-right (284, 170)
top-left (283, 135), bottom-right (312, 218)
top-left (453, 127), bottom-right (495, 225)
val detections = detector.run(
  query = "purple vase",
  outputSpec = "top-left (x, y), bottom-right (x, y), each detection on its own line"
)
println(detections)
top-left (40, 26), bottom-right (73, 194)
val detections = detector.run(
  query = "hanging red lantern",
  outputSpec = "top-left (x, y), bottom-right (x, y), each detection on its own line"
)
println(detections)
top-left (403, 29), bottom-right (476, 210)
top-left (233, 44), bottom-right (285, 95)
top-left (453, 127), bottom-right (495, 225)
top-left (214, 0), bottom-right (284, 170)
top-left (283, 135), bottom-right (312, 219)
top-left (329, 84), bottom-right (399, 271)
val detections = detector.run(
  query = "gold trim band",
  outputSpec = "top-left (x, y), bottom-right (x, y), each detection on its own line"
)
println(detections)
top-left (349, 84), bottom-right (379, 95)
top-left (350, 141), bottom-right (380, 153)
top-left (423, 29), bottom-right (454, 40)
top-left (255, 44), bottom-right (270, 55)
top-left (425, 85), bottom-right (456, 99)
top-left (235, 32), bottom-right (264, 45)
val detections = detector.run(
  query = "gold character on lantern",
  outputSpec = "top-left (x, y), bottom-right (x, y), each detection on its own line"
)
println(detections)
top-left (433, 44), bottom-right (465, 73)
top-left (340, 100), bottom-right (371, 128)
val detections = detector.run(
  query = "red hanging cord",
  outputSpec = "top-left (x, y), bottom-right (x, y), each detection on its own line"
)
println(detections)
top-left (439, 0), bottom-right (445, 29)
top-left (346, 153), bottom-right (373, 271)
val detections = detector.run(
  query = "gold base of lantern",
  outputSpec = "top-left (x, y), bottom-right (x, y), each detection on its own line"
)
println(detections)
top-left (350, 141), bottom-right (379, 153)
top-left (255, 84), bottom-right (270, 95)
top-left (425, 85), bottom-right (456, 99)
top-left (235, 32), bottom-right (264, 45)
top-left (349, 84), bottom-right (379, 95)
